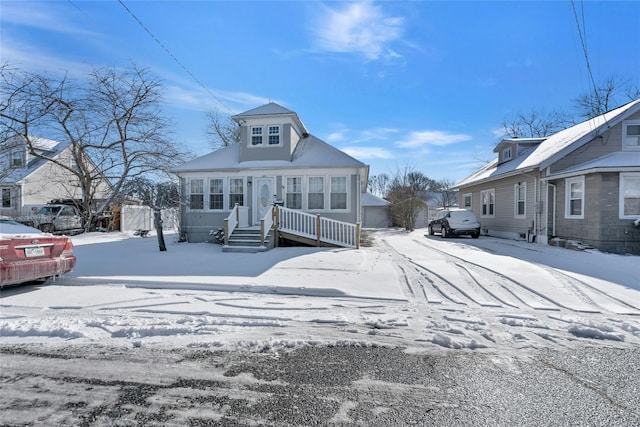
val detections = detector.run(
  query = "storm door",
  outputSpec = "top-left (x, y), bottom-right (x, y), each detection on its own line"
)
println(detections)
top-left (254, 177), bottom-right (274, 224)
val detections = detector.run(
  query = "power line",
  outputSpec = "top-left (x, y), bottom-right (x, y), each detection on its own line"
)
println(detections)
top-left (570, 0), bottom-right (603, 110)
top-left (117, 0), bottom-right (237, 116)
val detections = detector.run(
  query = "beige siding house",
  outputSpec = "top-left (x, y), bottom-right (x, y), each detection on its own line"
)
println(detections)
top-left (454, 99), bottom-right (640, 255)
top-left (1, 136), bottom-right (112, 217)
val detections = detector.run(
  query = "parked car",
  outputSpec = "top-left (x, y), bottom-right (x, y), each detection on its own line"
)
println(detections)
top-left (428, 208), bottom-right (481, 238)
top-left (15, 203), bottom-right (84, 234)
top-left (0, 217), bottom-right (76, 287)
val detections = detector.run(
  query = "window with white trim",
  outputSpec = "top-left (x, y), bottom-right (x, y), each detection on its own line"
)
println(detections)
top-left (11, 150), bottom-right (25, 167)
top-left (229, 178), bottom-right (244, 206)
top-left (251, 126), bottom-right (263, 145)
top-left (268, 125), bottom-right (280, 145)
top-left (1, 188), bottom-right (12, 208)
top-left (480, 189), bottom-right (495, 217)
top-left (462, 193), bottom-right (472, 209)
top-left (565, 176), bottom-right (584, 218)
top-left (308, 177), bottom-right (324, 210)
top-left (623, 120), bottom-right (640, 150)
top-left (209, 178), bottom-right (223, 210)
top-left (514, 183), bottom-right (526, 217)
top-left (330, 177), bottom-right (347, 210)
top-left (503, 147), bottom-right (512, 161)
top-left (620, 173), bottom-right (640, 218)
top-left (189, 179), bottom-right (204, 210)
top-left (286, 177), bottom-right (302, 209)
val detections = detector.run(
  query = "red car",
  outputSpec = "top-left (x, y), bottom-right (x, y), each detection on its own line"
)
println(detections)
top-left (0, 217), bottom-right (76, 287)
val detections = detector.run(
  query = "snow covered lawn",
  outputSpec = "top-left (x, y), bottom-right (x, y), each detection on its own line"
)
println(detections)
top-left (1, 229), bottom-right (638, 353)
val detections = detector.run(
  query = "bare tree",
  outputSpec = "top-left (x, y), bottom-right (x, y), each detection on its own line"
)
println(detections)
top-left (501, 109), bottom-right (573, 138)
top-left (575, 76), bottom-right (640, 120)
top-left (367, 173), bottom-right (390, 197)
top-left (122, 177), bottom-right (179, 251)
top-left (386, 167), bottom-right (433, 231)
top-left (432, 179), bottom-right (457, 209)
top-left (206, 110), bottom-right (240, 149)
top-left (0, 64), bottom-right (189, 228)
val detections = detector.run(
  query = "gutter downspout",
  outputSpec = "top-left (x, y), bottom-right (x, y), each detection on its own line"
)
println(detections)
top-left (548, 182), bottom-right (556, 237)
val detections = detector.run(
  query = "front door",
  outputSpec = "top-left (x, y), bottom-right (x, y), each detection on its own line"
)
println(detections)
top-left (254, 177), bottom-right (274, 224)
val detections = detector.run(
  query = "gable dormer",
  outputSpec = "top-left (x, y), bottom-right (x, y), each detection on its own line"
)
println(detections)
top-left (493, 137), bottom-right (546, 165)
top-left (233, 102), bottom-right (309, 163)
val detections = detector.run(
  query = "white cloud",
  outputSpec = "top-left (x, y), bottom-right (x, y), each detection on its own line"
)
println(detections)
top-left (341, 146), bottom-right (394, 160)
top-left (314, 1), bottom-right (405, 60)
top-left (0, 2), bottom-right (97, 36)
top-left (396, 130), bottom-right (472, 148)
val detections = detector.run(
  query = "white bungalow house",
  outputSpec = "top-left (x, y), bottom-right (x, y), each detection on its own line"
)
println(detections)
top-left (454, 99), bottom-right (640, 255)
top-left (173, 102), bottom-right (371, 250)
top-left (0, 136), bottom-right (112, 217)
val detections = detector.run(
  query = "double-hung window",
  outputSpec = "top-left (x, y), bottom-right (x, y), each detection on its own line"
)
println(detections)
top-left (565, 176), bottom-right (584, 218)
top-left (11, 150), bottom-right (25, 167)
top-left (620, 173), bottom-right (640, 218)
top-left (209, 178), bottom-right (224, 210)
top-left (503, 147), bottom-right (512, 161)
top-left (462, 193), bottom-right (472, 209)
top-left (623, 120), bottom-right (640, 150)
top-left (251, 126), bottom-right (263, 145)
top-left (308, 177), bottom-right (324, 210)
top-left (268, 125), bottom-right (280, 145)
top-left (514, 183), bottom-right (526, 218)
top-left (480, 189), bottom-right (495, 217)
top-left (330, 177), bottom-right (347, 210)
top-left (229, 178), bottom-right (244, 206)
top-left (189, 179), bottom-right (204, 210)
top-left (1, 188), bottom-right (11, 208)
top-left (286, 177), bottom-right (302, 209)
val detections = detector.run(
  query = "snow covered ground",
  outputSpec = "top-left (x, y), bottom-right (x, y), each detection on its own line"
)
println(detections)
top-left (1, 228), bottom-right (639, 353)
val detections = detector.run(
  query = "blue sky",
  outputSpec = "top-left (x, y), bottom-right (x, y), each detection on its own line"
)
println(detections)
top-left (1, 1), bottom-right (639, 183)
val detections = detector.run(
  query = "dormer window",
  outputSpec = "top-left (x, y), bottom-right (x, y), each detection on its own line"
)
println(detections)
top-left (623, 120), bottom-right (640, 150)
top-left (251, 126), bottom-right (263, 145)
top-left (268, 125), bottom-right (280, 145)
top-left (503, 147), bottom-right (512, 161)
top-left (11, 150), bottom-right (25, 167)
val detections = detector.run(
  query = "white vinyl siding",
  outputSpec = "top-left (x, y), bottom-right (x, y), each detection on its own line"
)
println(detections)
top-left (620, 173), bottom-right (640, 218)
top-left (514, 183), bottom-right (526, 218)
top-left (480, 189), bottom-right (495, 217)
top-left (565, 176), bottom-right (584, 218)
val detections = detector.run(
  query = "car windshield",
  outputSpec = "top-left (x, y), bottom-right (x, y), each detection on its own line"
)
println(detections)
top-left (0, 219), bottom-right (42, 236)
top-left (36, 206), bottom-right (61, 215)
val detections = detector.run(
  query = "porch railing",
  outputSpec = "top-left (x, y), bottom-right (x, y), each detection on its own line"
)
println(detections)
top-left (260, 205), bottom-right (274, 246)
top-left (223, 204), bottom-right (240, 246)
top-left (276, 206), bottom-right (360, 249)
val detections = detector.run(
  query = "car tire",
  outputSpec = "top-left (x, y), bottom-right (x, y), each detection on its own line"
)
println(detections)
top-left (441, 226), bottom-right (448, 238)
top-left (472, 232), bottom-right (480, 239)
top-left (39, 224), bottom-right (55, 233)
top-left (429, 226), bottom-right (434, 236)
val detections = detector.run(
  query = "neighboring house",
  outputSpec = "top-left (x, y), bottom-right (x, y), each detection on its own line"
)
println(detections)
top-left (454, 99), bottom-right (640, 255)
top-left (173, 102), bottom-right (371, 247)
top-left (0, 136), bottom-right (112, 217)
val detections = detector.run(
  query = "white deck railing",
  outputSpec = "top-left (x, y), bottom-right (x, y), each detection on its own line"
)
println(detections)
top-left (223, 204), bottom-right (239, 246)
top-left (276, 206), bottom-right (360, 249)
top-left (260, 206), bottom-right (274, 246)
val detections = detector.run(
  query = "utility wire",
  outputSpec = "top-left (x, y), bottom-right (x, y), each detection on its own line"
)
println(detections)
top-left (117, 0), bottom-right (237, 116)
